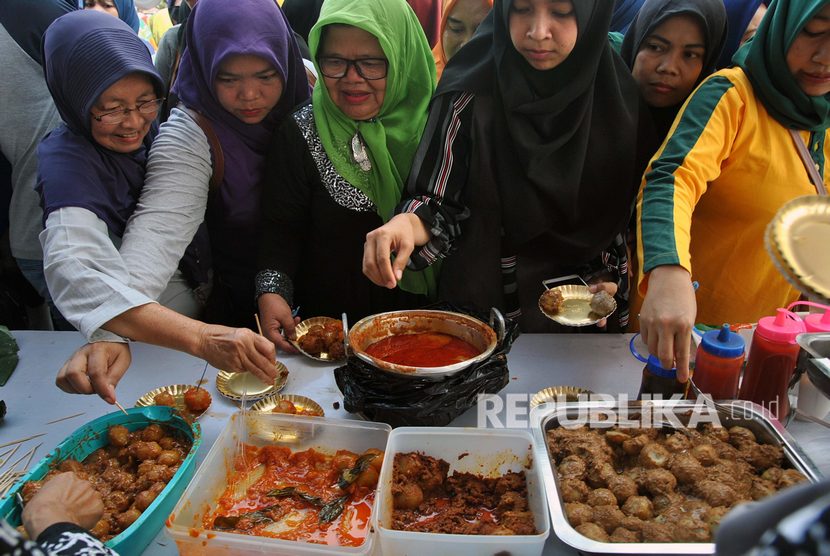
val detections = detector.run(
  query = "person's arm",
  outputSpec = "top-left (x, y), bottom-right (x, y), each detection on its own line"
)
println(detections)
top-left (637, 73), bottom-right (743, 378)
top-left (257, 115), bottom-right (312, 350)
top-left (363, 91), bottom-right (475, 287)
top-left (119, 107), bottom-right (212, 302)
top-left (39, 207), bottom-right (153, 342)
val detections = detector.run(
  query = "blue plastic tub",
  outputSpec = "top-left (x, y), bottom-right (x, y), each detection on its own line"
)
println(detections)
top-left (0, 405), bottom-right (201, 556)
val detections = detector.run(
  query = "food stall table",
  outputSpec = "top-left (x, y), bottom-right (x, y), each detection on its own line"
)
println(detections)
top-left (2, 331), bottom-right (828, 555)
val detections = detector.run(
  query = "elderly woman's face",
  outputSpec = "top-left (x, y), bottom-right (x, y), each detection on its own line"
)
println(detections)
top-left (90, 73), bottom-right (157, 153)
top-left (319, 25), bottom-right (387, 121)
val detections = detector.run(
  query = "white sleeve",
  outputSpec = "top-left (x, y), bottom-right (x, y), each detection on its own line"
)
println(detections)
top-left (119, 107), bottom-right (213, 300)
top-left (40, 207), bottom-right (154, 341)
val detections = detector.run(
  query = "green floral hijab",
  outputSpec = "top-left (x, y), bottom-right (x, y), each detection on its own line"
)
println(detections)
top-left (308, 0), bottom-right (438, 297)
top-left (734, 0), bottom-right (830, 131)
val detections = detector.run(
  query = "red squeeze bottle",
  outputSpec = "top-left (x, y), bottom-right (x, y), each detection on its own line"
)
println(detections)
top-left (738, 309), bottom-right (805, 420)
top-left (693, 324), bottom-right (745, 400)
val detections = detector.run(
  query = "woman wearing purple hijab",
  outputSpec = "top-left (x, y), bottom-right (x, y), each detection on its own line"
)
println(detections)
top-left (116, 0), bottom-right (311, 329)
top-left (39, 10), bottom-right (281, 406)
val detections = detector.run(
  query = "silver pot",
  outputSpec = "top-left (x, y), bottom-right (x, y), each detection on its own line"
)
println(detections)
top-left (347, 309), bottom-right (505, 378)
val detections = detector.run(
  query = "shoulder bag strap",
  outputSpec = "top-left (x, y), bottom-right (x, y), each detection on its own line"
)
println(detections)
top-left (789, 129), bottom-right (828, 195)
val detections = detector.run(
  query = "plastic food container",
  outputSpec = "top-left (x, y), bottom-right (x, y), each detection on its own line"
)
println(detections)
top-left (531, 400), bottom-right (821, 555)
top-left (0, 406), bottom-right (201, 556)
top-left (166, 412), bottom-right (391, 555)
top-left (374, 427), bottom-right (550, 556)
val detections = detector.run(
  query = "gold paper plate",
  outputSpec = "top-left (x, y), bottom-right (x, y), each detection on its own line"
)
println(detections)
top-left (289, 316), bottom-right (346, 363)
top-left (134, 383), bottom-right (211, 419)
top-left (250, 394), bottom-right (324, 417)
top-left (530, 386), bottom-right (594, 408)
top-left (538, 284), bottom-right (616, 327)
top-left (215, 361), bottom-right (289, 402)
top-left (766, 195), bottom-right (830, 302)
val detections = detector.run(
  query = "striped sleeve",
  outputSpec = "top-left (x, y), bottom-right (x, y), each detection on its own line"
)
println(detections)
top-left (636, 75), bottom-right (737, 292)
top-left (398, 91), bottom-right (475, 270)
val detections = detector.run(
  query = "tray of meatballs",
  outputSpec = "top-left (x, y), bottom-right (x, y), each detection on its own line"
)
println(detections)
top-left (531, 400), bottom-right (821, 555)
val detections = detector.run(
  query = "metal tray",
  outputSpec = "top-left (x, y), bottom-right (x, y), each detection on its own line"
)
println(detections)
top-left (530, 400), bottom-right (822, 555)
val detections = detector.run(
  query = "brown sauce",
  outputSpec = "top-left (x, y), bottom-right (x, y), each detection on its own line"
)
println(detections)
top-left (364, 333), bottom-right (481, 367)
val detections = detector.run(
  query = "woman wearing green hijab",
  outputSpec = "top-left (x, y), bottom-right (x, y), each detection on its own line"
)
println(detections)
top-left (637, 0), bottom-right (830, 381)
top-left (257, 0), bottom-right (437, 351)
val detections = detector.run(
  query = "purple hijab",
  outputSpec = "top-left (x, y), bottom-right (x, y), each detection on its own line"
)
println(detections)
top-left (37, 10), bottom-right (163, 236)
top-left (172, 0), bottom-right (309, 243)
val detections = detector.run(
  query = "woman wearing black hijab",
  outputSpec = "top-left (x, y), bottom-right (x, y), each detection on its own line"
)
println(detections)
top-left (621, 0), bottom-right (727, 140)
top-left (364, 0), bottom-right (655, 332)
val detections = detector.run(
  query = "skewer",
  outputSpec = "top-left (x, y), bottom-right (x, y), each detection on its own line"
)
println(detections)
top-left (114, 401), bottom-right (129, 415)
top-left (0, 433), bottom-right (45, 450)
top-left (45, 412), bottom-right (85, 425)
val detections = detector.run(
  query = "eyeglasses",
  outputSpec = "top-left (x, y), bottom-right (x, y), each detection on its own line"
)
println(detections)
top-left (91, 98), bottom-right (165, 125)
top-left (317, 57), bottom-right (388, 80)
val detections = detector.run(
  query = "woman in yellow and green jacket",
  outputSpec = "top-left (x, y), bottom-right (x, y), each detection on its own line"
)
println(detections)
top-left (637, 0), bottom-right (830, 378)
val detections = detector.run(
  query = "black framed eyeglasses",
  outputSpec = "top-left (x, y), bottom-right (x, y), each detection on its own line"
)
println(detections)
top-left (317, 57), bottom-right (388, 80)
top-left (91, 98), bottom-right (166, 125)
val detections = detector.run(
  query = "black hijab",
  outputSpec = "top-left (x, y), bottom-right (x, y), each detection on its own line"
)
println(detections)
top-left (620, 0), bottom-right (727, 137)
top-left (436, 0), bottom-right (645, 261)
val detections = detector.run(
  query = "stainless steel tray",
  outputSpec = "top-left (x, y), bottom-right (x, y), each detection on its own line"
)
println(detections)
top-left (530, 400), bottom-right (822, 555)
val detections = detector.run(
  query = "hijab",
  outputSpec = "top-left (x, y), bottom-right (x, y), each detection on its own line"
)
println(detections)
top-left (172, 0), bottom-right (310, 232)
top-left (611, 0), bottom-right (646, 33)
top-left (308, 0), bottom-right (438, 296)
top-left (113, 0), bottom-right (140, 32)
top-left (432, 0), bottom-right (493, 79)
top-left (0, 0), bottom-right (75, 66)
top-left (436, 0), bottom-right (644, 260)
top-left (734, 0), bottom-right (830, 131)
top-left (38, 9), bottom-right (163, 236)
top-left (718, 0), bottom-right (765, 68)
top-left (621, 0), bottom-right (727, 137)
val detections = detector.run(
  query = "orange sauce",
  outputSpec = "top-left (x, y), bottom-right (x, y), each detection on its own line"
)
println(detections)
top-left (204, 446), bottom-right (376, 547)
top-left (365, 333), bottom-right (480, 367)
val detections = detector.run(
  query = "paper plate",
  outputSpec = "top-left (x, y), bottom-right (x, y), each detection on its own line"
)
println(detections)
top-left (134, 384), bottom-right (211, 419)
top-left (289, 316), bottom-right (347, 363)
top-left (538, 284), bottom-right (616, 327)
top-left (530, 386), bottom-right (594, 408)
top-left (249, 394), bottom-right (324, 417)
top-left (766, 195), bottom-right (830, 302)
top-left (215, 362), bottom-right (289, 402)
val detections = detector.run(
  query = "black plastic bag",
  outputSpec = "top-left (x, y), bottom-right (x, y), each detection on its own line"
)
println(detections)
top-left (334, 304), bottom-right (520, 427)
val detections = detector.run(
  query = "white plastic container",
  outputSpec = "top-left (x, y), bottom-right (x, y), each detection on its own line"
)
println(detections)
top-left (374, 427), bottom-right (550, 556)
top-left (166, 412), bottom-right (391, 555)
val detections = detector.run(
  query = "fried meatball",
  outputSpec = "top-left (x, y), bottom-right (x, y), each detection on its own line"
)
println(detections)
top-left (586, 488), bottom-right (617, 507)
top-left (742, 444), bottom-right (784, 472)
top-left (621, 496), bottom-right (653, 520)
top-left (691, 443), bottom-right (719, 466)
top-left (107, 425), bottom-right (131, 448)
top-left (565, 502), bottom-right (594, 527)
top-left (610, 526), bottom-right (640, 543)
top-left (642, 469), bottom-right (677, 496)
top-left (393, 483), bottom-right (423, 510)
top-left (607, 475), bottom-right (638, 504)
top-left (638, 443), bottom-right (671, 469)
top-left (558, 455), bottom-right (587, 480)
top-left (640, 521), bottom-right (674, 542)
top-left (153, 392), bottom-right (175, 407)
top-left (778, 469), bottom-right (807, 488)
top-left (560, 479), bottom-right (590, 503)
top-left (575, 522), bottom-right (609, 542)
top-left (540, 289), bottom-right (564, 315)
top-left (590, 290), bottom-right (616, 316)
top-left (670, 453), bottom-right (706, 484)
top-left (593, 504), bottom-right (626, 534)
top-left (696, 479), bottom-right (738, 508)
top-left (183, 387), bottom-right (211, 413)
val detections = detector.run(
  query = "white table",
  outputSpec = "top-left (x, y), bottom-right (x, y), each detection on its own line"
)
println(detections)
top-left (2, 331), bottom-right (828, 555)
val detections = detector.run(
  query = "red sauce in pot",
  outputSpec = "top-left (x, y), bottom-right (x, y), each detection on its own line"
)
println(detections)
top-left (364, 333), bottom-right (481, 367)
